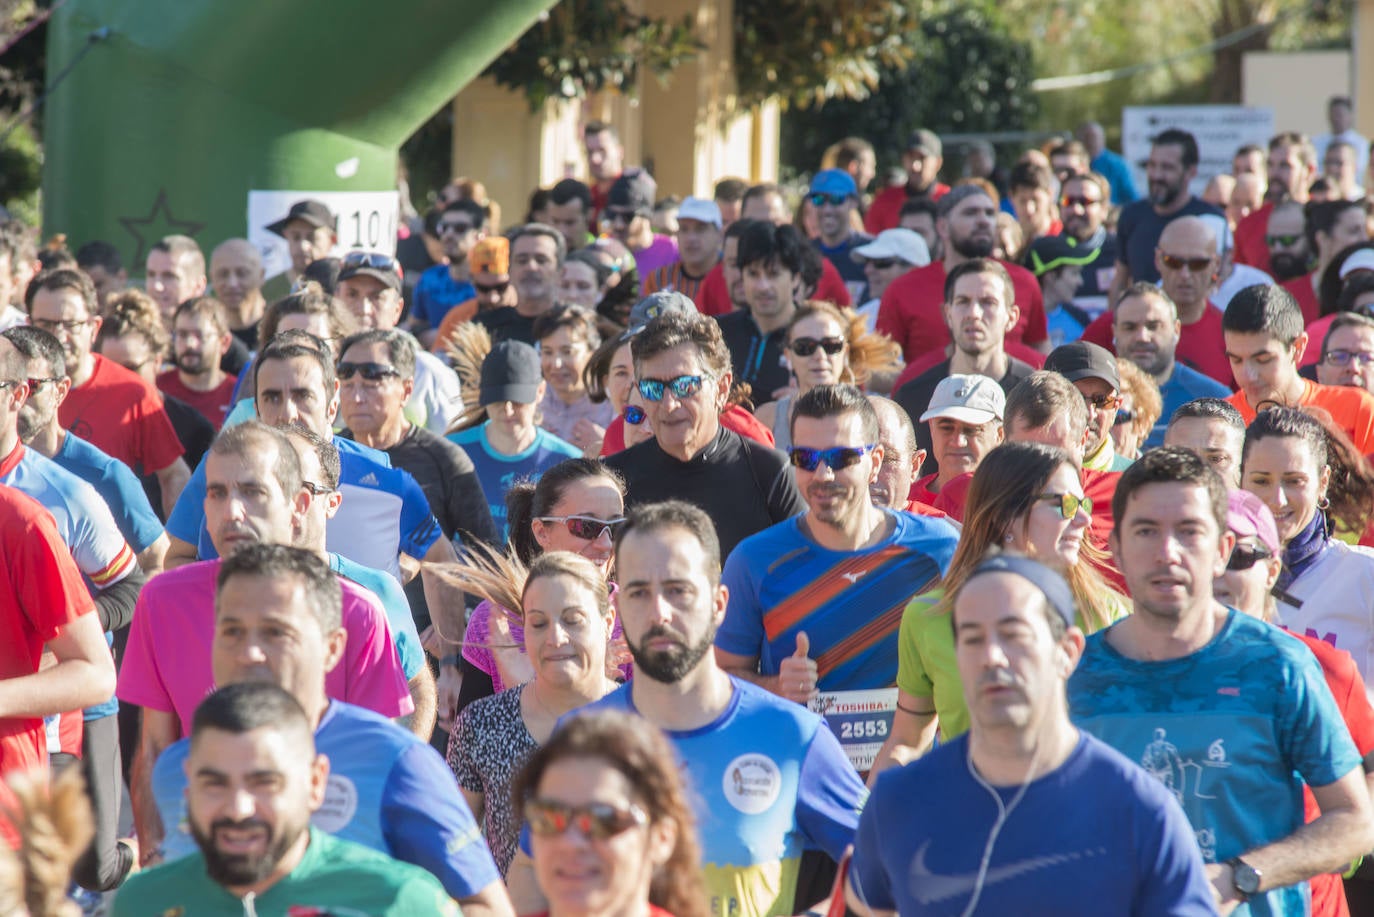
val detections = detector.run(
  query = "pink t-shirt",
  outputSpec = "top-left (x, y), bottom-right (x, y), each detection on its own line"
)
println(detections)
top-left (117, 560), bottom-right (413, 735)
top-left (633, 236), bottom-right (680, 293)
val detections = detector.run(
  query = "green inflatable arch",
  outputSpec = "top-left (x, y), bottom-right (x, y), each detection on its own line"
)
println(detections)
top-left (42, 0), bottom-right (554, 269)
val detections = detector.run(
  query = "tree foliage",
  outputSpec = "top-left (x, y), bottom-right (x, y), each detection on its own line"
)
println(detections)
top-left (780, 3), bottom-right (1038, 175)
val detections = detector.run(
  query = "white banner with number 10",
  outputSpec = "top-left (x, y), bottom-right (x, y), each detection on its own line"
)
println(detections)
top-left (247, 189), bottom-right (401, 280)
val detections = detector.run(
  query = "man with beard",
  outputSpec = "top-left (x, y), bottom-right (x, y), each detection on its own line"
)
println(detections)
top-left (475, 224), bottom-right (564, 346)
top-left (112, 682), bottom-right (457, 917)
top-left (209, 239), bottom-right (267, 351)
top-left (1234, 132), bottom-right (1318, 275)
top-left (809, 169), bottom-right (872, 302)
top-left (877, 186), bottom-right (1049, 368)
top-left (865, 129), bottom-right (951, 233)
top-left (1265, 199), bottom-right (1313, 285)
top-left (411, 199), bottom-right (486, 340)
top-left (508, 500), bottom-right (866, 917)
top-left (157, 297), bottom-right (237, 430)
top-left (1109, 128), bottom-right (1221, 303)
top-left (1112, 284), bottom-right (1229, 449)
top-left (1287, 199), bottom-right (1370, 331)
top-left (1057, 171), bottom-right (1118, 314)
top-left (715, 385), bottom-right (957, 772)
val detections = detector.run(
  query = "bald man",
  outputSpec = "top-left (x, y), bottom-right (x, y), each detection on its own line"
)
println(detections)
top-left (1227, 173), bottom-right (1265, 230)
top-left (209, 239), bottom-right (267, 350)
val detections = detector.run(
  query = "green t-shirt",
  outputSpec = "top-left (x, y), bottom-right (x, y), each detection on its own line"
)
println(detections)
top-left (896, 585), bottom-right (1129, 742)
top-left (112, 827), bottom-right (459, 917)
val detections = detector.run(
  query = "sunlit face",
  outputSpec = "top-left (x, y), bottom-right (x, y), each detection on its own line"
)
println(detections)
top-left (531, 475), bottom-right (625, 573)
top-left (513, 235), bottom-right (561, 304)
top-left (337, 340), bottom-right (411, 437)
top-left (786, 315), bottom-right (847, 390)
top-left (791, 412), bottom-right (882, 529)
top-left (941, 195), bottom-right (997, 260)
top-left (814, 193), bottom-right (856, 242)
top-left (677, 218), bottom-right (721, 270)
top-left (539, 326), bottom-right (593, 400)
top-left (281, 220), bottom-right (335, 275)
top-left (1266, 143), bottom-right (1309, 202)
top-left (523, 573), bottom-right (614, 689)
top-left (210, 241), bottom-right (265, 311)
top-left (1155, 224), bottom-right (1217, 310)
top-left (901, 149), bottom-right (942, 191)
top-left (862, 256), bottom-right (912, 302)
top-left (98, 333), bottom-right (156, 381)
top-left (604, 342), bottom-right (635, 415)
top-left (1007, 463), bottom-right (1090, 569)
top-left (1113, 293), bottom-right (1180, 378)
top-left (212, 573), bottom-right (343, 699)
top-left (146, 249), bottom-right (203, 320)
top-left (1241, 434), bottom-right (1329, 546)
top-left (1317, 323), bottom-right (1374, 393)
top-left (1060, 177), bottom-right (1107, 240)
top-left (204, 445), bottom-right (303, 557)
top-left (1111, 482), bottom-right (1231, 623)
top-left (336, 275), bottom-right (402, 331)
top-left (929, 416), bottom-right (1002, 482)
top-left (254, 356), bottom-right (338, 435)
top-left (944, 271), bottom-right (1017, 357)
top-left (1214, 534), bottom-right (1281, 619)
top-left (742, 259), bottom-right (799, 319)
top-left (1007, 414), bottom-right (1084, 466)
top-left (1073, 376), bottom-right (1119, 456)
top-left (584, 130), bottom-right (623, 183)
top-left (485, 398), bottom-right (540, 443)
top-left (635, 345), bottom-right (728, 460)
top-left (172, 313), bottom-right (227, 377)
top-left (1163, 417), bottom-right (1243, 488)
top-left (30, 285), bottom-right (100, 372)
top-left (1317, 207), bottom-right (1369, 263)
top-left (1224, 330), bottom-right (1304, 411)
top-left (1146, 143), bottom-right (1193, 208)
top-left (15, 355), bottom-right (66, 443)
top-left (549, 199), bottom-right (589, 249)
top-left (1010, 186), bottom-right (1054, 237)
top-left (558, 262), bottom-right (602, 309)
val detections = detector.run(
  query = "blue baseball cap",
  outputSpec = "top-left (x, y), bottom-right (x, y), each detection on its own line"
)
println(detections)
top-left (809, 169), bottom-right (857, 199)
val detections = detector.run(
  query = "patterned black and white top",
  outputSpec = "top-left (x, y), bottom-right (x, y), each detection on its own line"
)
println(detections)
top-left (447, 684), bottom-right (539, 875)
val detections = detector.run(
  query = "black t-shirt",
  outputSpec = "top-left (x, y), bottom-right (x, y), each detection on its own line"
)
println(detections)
top-left (381, 426), bottom-right (499, 546)
top-left (230, 324), bottom-right (259, 353)
top-left (474, 306), bottom-right (538, 346)
top-left (220, 335), bottom-right (252, 377)
top-left (603, 425), bottom-right (805, 561)
top-left (1116, 196), bottom-right (1222, 283)
top-left (894, 357), bottom-right (1034, 478)
top-left (715, 310), bottom-right (791, 405)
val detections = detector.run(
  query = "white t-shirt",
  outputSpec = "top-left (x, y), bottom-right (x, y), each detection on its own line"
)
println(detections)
top-left (1278, 538), bottom-right (1374, 703)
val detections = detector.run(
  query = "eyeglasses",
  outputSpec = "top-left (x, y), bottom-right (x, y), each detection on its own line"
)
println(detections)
top-left (623, 404), bottom-right (646, 425)
top-left (789, 337), bottom-right (845, 357)
top-left (1036, 492), bottom-right (1093, 519)
top-left (336, 361), bottom-right (401, 382)
top-left (1060, 195), bottom-right (1102, 209)
top-left (1157, 253), bottom-right (1212, 273)
top-left (475, 281), bottom-right (510, 295)
top-left (1323, 349), bottom-right (1374, 367)
top-left (341, 251), bottom-right (400, 272)
top-left (438, 221), bottom-right (475, 235)
top-left (637, 374), bottom-right (707, 402)
top-left (1265, 234), bottom-right (1303, 248)
top-left (788, 444), bottom-right (876, 472)
top-left (30, 317), bottom-right (91, 334)
top-left (302, 481), bottom-right (334, 497)
top-left (1227, 544), bottom-right (1273, 571)
top-left (526, 799), bottom-right (647, 840)
top-left (536, 514), bottom-right (628, 541)
top-left (0, 380), bottom-right (23, 392)
top-left (865, 258), bottom-right (898, 270)
top-left (808, 192), bottom-right (850, 207)
top-left (26, 377), bottom-right (59, 390)
top-left (1084, 391), bottom-right (1120, 410)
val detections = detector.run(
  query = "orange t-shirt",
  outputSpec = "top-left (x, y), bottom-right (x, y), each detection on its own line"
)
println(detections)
top-left (1227, 379), bottom-right (1374, 454)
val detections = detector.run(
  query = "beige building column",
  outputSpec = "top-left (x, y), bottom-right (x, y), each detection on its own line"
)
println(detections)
top-left (1358, 0), bottom-right (1374, 134)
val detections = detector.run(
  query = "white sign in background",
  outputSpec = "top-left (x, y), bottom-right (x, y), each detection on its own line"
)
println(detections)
top-left (1121, 106), bottom-right (1275, 198)
top-left (247, 190), bottom-right (400, 280)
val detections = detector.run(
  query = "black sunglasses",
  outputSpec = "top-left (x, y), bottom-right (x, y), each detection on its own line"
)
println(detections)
top-left (337, 361), bottom-right (401, 382)
top-left (866, 258), bottom-right (898, 270)
top-left (1227, 544), bottom-right (1273, 572)
top-left (476, 281), bottom-right (510, 295)
top-left (789, 337), bottom-right (845, 357)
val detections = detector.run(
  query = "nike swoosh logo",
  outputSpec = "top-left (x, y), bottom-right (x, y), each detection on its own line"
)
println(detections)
top-left (909, 840), bottom-right (1107, 904)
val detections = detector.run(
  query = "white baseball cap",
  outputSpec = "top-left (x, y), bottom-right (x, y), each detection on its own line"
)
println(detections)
top-left (919, 374), bottom-right (1005, 425)
top-left (677, 196), bottom-right (722, 228)
top-left (852, 228), bottom-right (931, 268)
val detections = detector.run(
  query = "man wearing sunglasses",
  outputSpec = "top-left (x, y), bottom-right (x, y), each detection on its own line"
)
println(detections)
top-left (850, 228), bottom-right (929, 332)
top-left (411, 199), bottom-right (488, 340)
top-left (1045, 341), bottom-right (1133, 473)
top-left (1233, 132), bottom-right (1318, 276)
top-left (1286, 199), bottom-right (1370, 334)
top-left (1055, 172), bottom-right (1117, 315)
top-left (603, 170), bottom-right (678, 281)
top-left (1264, 200), bottom-right (1312, 286)
top-left (716, 385), bottom-right (958, 772)
top-left (810, 169), bottom-right (872, 303)
top-left (1071, 448), bottom-right (1374, 916)
top-left (603, 310), bottom-right (804, 560)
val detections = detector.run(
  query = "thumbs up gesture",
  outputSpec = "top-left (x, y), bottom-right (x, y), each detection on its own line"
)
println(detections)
top-left (777, 631), bottom-right (819, 704)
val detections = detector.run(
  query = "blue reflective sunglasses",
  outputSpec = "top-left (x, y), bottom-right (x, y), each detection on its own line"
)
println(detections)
top-left (624, 404), bottom-right (646, 425)
top-left (809, 192), bottom-right (850, 207)
top-left (788, 444), bottom-right (876, 472)
top-left (637, 374), bottom-right (707, 402)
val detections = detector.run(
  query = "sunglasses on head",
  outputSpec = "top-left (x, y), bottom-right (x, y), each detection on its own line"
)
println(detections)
top-left (341, 251), bottom-right (400, 272)
top-left (475, 280), bottom-right (510, 295)
top-left (808, 192), bottom-right (850, 207)
top-left (788, 444), bottom-right (875, 472)
top-left (1036, 492), bottom-right (1093, 519)
top-left (623, 404), bottom-right (646, 425)
top-left (1158, 252), bottom-right (1212, 273)
top-left (1227, 544), bottom-right (1273, 572)
top-left (537, 514), bottom-right (628, 541)
top-left (526, 798), bottom-right (647, 839)
top-left (336, 361), bottom-right (400, 382)
top-left (789, 336), bottom-right (845, 357)
top-left (1265, 234), bottom-right (1303, 248)
top-left (637, 374), bottom-right (707, 402)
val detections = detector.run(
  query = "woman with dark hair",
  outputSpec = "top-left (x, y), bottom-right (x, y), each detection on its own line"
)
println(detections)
top-left (1241, 406), bottom-right (1374, 689)
top-left (512, 709), bottom-right (709, 917)
top-left (870, 441), bottom-right (1126, 780)
top-left (449, 552), bottom-right (620, 875)
top-left (559, 250), bottom-right (616, 311)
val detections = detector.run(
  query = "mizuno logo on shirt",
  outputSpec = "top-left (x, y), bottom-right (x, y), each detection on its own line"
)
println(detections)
top-left (840, 571), bottom-right (867, 585)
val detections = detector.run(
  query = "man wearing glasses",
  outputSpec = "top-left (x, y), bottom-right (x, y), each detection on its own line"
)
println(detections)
top-left (603, 310), bottom-right (804, 560)
top-left (25, 267), bottom-right (190, 515)
top-left (810, 169), bottom-right (872, 303)
top-left (1316, 313), bottom-right (1374, 395)
top-left (1055, 171), bottom-right (1117, 315)
top-left (410, 199), bottom-right (488, 340)
top-left (1045, 340), bottom-right (1134, 472)
top-left (715, 384), bottom-right (958, 773)
top-left (603, 169), bottom-right (678, 283)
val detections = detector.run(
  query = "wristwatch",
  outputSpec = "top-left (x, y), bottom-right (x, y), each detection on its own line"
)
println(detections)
top-left (1227, 857), bottom-right (1261, 900)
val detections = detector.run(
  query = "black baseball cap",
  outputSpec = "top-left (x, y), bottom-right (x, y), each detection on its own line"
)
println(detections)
top-left (479, 340), bottom-right (542, 406)
top-left (268, 199), bottom-right (336, 237)
top-left (1045, 340), bottom-right (1120, 391)
top-left (608, 170), bottom-right (658, 216)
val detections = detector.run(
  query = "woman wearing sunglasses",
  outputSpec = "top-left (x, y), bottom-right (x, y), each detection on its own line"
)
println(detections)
top-left (513, 710), bottom-right (707, 917)
top-left (754, 302), bottom-right (901, 451)
top-left (448, 552), bottom-right (622, 876)
top-left (1241, 407), bottom-right (1374, 689)
top-left (870, 442), bottom-right (1126, 781)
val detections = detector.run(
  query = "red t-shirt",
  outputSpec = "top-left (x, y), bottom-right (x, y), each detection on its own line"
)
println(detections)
top-left (60, 355), bottom-right (185, 475)
top-left (0, 485), bottom-right (95, 779)
top-left (156, 370), bottom-right (238, 431)
top-left (877, 261), bottom-right (1048, 364)
top-left (694, 256), bottom-right (851, 316)
top-left (1280, 272), bottom-right (1321, 326)
top-left (1233, 202), bottom-right (1274, 274)
top-left (865, 183), bottom-right (952, 235)
top-left (1081, 304), bottom-right (1234, 388)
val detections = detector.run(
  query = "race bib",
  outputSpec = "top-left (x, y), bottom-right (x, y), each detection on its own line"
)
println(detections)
top-left (810, 688), bottom-right (897, 773)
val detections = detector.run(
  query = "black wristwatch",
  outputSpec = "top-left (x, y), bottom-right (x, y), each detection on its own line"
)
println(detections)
top-left (1227, 857), bottom-right (1261, 900)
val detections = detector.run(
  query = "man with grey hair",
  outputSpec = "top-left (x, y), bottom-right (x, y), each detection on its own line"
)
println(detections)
top-left (475, 224), bottom-right (566, 346)
top-left (877, 185), bottom-right (1050, 366)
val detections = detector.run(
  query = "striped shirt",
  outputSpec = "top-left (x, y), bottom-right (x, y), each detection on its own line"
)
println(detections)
top-left (643, 257), bottom-right (717, 307)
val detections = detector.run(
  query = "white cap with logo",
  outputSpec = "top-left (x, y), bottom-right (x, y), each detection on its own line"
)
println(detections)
top-left (919, 373), bottom-right (1005, 425)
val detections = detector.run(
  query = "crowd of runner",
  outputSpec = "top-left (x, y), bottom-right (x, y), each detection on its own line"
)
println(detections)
top-left (4, 101), bottom-right (1374, 916)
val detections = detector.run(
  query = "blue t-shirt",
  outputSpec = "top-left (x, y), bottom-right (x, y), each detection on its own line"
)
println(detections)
top-left (1069, 609), bottom-right (1361, 917)
top-left (850, 732), bottom-right (1216, 917)
top-left (153, 701), bottom-right (497, 900)
top-left (574, 679), bottom-right (867, 917)
top-left (815, 233), bottom-right (872, 303)
top-left (330, 552), bottom-right (423, 680)
top-left (1091, 149), bottom-right (1140, 205)
top-left (446, 424), bottom-right (581, 541)
top-left (167, 436), bottom-right (440, 583)
top-left (412, 264), bottom-right (476, 327)
top-left (1146, 362), bottom-right (1233, 449)
top-left (1116, 197), bottom-right (1222, 284)
top-left (54, 432), bottom-right (164, 554)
